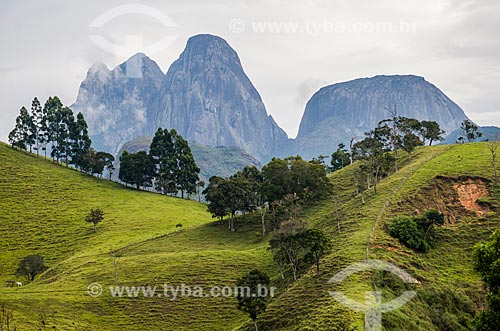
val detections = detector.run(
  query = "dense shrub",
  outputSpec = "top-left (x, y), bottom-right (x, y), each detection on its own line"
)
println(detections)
top-left (387, 209), bottom-right (444, 252)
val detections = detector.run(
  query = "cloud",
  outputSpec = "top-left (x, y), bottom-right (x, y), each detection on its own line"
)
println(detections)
top-left (0, 0), bottom-right (499, 142)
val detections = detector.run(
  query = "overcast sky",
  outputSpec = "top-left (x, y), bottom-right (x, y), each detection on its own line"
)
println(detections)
top-left (1, 0), bottom-right (499, 141)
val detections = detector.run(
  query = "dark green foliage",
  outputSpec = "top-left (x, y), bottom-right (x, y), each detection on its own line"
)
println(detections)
top-left (402, 133), bottom-right (424, 155)
top-left (118, 151), bottom-right (156, 190)
top-left (8, 106), bottom-right (34, 151)
top-left (16, 255), bottom-right (48, 282)
top-left (419, 120), bottom-right (446, 146)
top-left (269, 220), bottom-right (330, 281)
top-left (330, 143), bottom-right (350, 172)
top-left (81, 149), bottom-right (115, 177)
top-left (85, 208), bottom-right (104, 232)
top-left (203, 176), bottom-right (229, 222)
top-left (387, 209), bottom-right (444, 252)
top-left (235, 269), bottom-right (271, 330)
top-left (149, 128), bottom-right (200, 198)
top-left (461, 120), bottom-right (483, 142)
top-left (473, 229), bottom-right (500, 330)
top-left (203, 170), bottom-right (258, 231)
top-left (70, 112), bottom-right (92, 169)
top-left (261, 156), bottom-right (331, 204)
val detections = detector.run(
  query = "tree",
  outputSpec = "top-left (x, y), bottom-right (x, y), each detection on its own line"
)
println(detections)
top-left (69, 112), bottom-right (91, 168)
top-left (150, 128), bottom-right (177, 195)
top-left (473, 229), bottom-right (500, 330)
top-left (8, 106), bottom-right (34, 151)
top-left (460, 119), bottom-right (482, 142)
top-left (401, 132), bottom-right (424, 155)
top-left (173, 132), bottom-right (200, 198)
top-left (30, 97), bottom-right (45, 156)
top-left (488, 139), bottom-right (499, 185)
top-left (330, 143), bottom-right (350, 172)
top-left (419, 120), bottom-right (445, 146)
top-left (16, 255), bottom-right (48, 282)
top-left (203, 176), bottom-right (229, 223)
top-left (196, 180), bottom-right (205, 202)
top-left (85, 208), bottom-right (104, 232)
top-left (302, 228), bottom-right (331, 275)
top-left (118, 151), bottom-right (156, 190)
top-left (353, 131), bottom-right (395, 194)
top-left (269, 219), bottom-right (308, 281)
top-left (235, 269), bottom-right (271, 331)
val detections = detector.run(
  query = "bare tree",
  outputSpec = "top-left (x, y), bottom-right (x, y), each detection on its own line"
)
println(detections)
top-left (488, 135), bottom-right (500, 185)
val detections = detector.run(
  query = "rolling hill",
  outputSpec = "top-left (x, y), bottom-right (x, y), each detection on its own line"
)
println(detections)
top-left (0, 141), bottom-right (499, 330)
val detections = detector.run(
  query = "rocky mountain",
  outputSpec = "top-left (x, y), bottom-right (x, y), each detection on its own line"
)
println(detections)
top-left (72, 34), bottom-right (288, 162)
top-left (72, 53), bottom-right (164, 155)
top-left (149, 34), bottom-right (288, 161)
top-left (288, 75), bottom-right (470, 159)
top-left (113, 136), bottom-right (261, 183)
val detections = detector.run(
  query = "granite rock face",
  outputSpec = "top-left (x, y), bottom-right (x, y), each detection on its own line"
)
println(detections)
top-left (72, 53), bottom-right (164, 155)
top-left (73, 35), bottom-right (288, 162)
top-left (150, 34), bottom-right (288, 161)
top-left (291, 75), bottom-right (470, 159)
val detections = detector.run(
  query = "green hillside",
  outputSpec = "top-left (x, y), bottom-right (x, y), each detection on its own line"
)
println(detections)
top-left (252, 143), bottom-right (499, 330)
top-left (1, 142), bottom-right (499, 330)
top-left (0, 142), bottom-right (274, 330)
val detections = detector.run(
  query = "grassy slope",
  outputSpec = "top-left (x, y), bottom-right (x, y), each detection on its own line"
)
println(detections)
top-left (1, 142), bottom-right (498, 330)
top-left (0, 143), bottom-right (274, 330)
top-left (253, 143), bottom-right (499, 330)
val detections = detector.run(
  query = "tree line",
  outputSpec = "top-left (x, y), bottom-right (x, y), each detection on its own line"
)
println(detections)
top-left (328, 113), bottom-right (447, 200)
top-left (118, 127), bottom-right (201, 198)
top-left (203, 156), bottom-right (332, 233)
top-left (8, 97), bottom-right (114, 177)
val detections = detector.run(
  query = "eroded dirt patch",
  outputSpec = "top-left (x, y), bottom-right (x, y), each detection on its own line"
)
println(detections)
top-left (394, 176), bottom-right (491, 223)
top-left (453, 178), bottom-right (490, 215)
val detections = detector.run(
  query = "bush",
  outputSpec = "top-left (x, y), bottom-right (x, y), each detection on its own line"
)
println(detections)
top-left (387, 209), bottom-right (444, 252)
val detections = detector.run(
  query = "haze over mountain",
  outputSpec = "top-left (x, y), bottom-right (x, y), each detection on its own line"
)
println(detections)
top-left (72, 34), bottom-right (479, 164)
top-left (288, 75), bottom-right (471, 159)
top-left (72, 34), bottom-right (288, 162)
top-left (72, 53), bottom-right (164, 155)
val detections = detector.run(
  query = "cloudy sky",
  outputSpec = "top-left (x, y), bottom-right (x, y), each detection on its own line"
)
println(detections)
top-left (1, 0), bottom-right (499, 141)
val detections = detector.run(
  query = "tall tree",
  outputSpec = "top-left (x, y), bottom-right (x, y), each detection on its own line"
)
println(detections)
top-left (330, 143), bottom-right (350, 172)
top-left (419, 120), bottom-right (445, 146)
top-left (235, 269), bottom-right (271, 331)
top-left (488, 139), bottom-right (500, 186)
top-left (30, 97), bottom-right (44, 156)
top-left (302, 228), bottom-right (331, 275)
top-left (461, 119), bottom-right (483, 142)
top-left (203, 176), bottom-right (229, 223)
top-left (150, 128), bottom-right (177, 195)
top-left (173, 131), bottom-right (200, 198)
top-left (70, 112), bottom-right (92, 168)
top-left (119, 151), bottom-right (155, 190)
top-left (8, 106), bottom-right (34, 151)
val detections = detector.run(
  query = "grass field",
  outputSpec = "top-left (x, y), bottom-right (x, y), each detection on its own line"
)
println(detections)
top-left (0, 142), bottom-right (275, 330)
top-left (0, 142), bottom-right (499, 330)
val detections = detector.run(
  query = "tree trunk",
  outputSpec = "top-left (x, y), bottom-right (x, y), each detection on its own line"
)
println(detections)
top-left (253, 320), bottom-right (259, 331)
top-left (261, 211), bottom-right (266, 237)
top-left (94, 223), bottom-right (97, 232)
top-left (493, 158), bottom-right (498, 185)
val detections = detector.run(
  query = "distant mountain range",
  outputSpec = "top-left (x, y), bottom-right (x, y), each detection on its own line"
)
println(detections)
top-left (113, 136), bottom-right (261, 183)
top-left (72, 33), bottom-right (495, 167)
